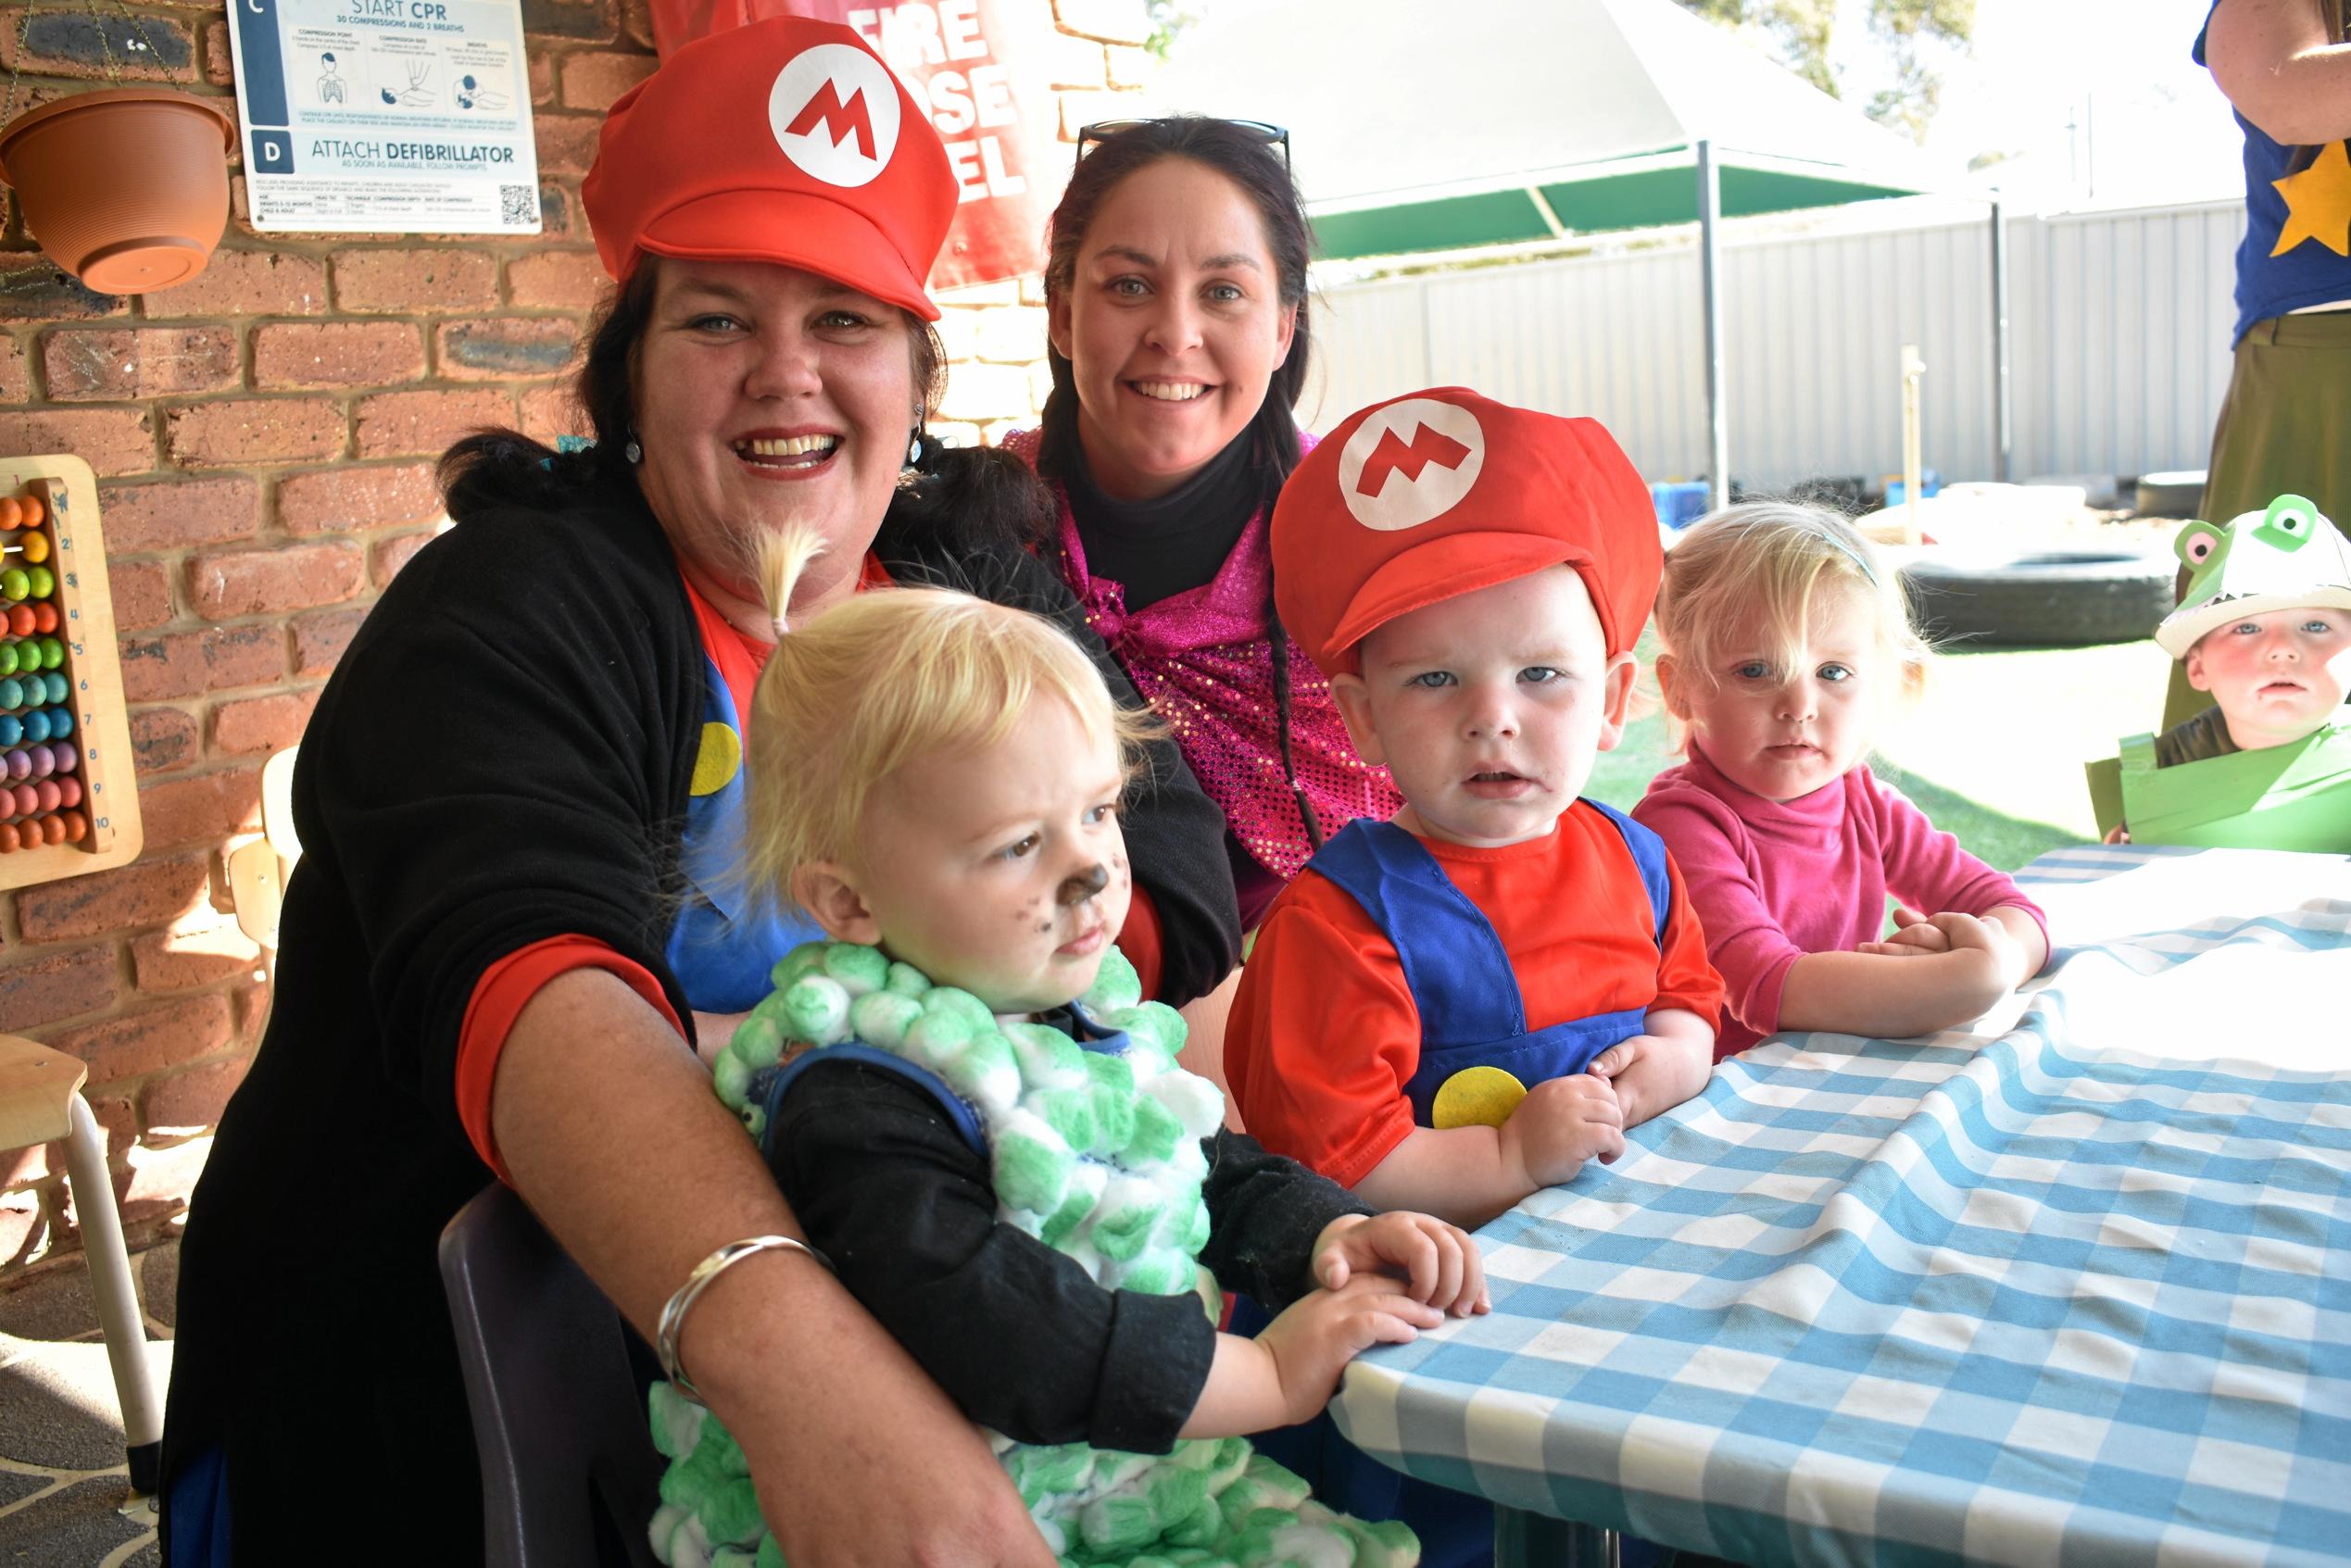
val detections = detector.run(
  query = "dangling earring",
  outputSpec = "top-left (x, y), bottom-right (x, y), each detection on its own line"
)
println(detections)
top-left (623, 437), bottom-right (643, 464)
top-left (905, 426), bottom-right (924, 467)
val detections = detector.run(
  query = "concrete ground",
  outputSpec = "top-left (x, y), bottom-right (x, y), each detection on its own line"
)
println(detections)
top-left (0, 1239), bottom-right (172, 1565)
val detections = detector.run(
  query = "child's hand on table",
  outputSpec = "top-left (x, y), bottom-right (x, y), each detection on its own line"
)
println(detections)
top-left (1857, 906), bottom-right (2030, 1012)
top-left (1500, 1072), bottom-right (1625, 1188)
top-left (1312, 1210), bottom-right (1490, 1317)
top-left (1252, 1273), bottom-right (1448, 1428)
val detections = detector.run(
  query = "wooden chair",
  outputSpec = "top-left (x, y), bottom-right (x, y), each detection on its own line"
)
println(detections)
top-left (0, 1033), bottom-right (163, 1490)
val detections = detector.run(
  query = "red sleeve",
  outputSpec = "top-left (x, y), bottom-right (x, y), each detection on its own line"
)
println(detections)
top-left (456, 935), bottom-right (686, 1182)
top-left (1867, 775), bottom-right (2053, 964)
top-left (1633, 786), bottom-right (1804, 1042)
top-left (1117, 884), bottom-right (1164, 1002)
top-left (1650, 848), bottom-right (1727, 1035)
top-left (1223, 877), bottom-right (1421, 1188)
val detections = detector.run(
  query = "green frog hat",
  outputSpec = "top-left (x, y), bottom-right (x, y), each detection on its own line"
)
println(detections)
top-left (2154, 495), bottom-right (2351, 659)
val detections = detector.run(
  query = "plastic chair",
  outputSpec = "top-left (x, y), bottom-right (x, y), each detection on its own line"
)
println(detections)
top-left (0, 1033), bottom-right (163, 1490)
top-left (437, 1183), bottom-right (664, 1568)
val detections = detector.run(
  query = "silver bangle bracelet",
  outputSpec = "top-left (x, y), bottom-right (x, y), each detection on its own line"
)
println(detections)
top-left (655, 1234), bottom-right (834, 1404)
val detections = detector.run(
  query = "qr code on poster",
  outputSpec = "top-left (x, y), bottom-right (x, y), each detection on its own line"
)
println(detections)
top-left (499, 184), bottom-right (538, 226)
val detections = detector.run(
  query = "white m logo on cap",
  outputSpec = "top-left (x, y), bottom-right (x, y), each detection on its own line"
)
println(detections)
top-left (1337, 398), bottom-right (1485, 531)
top-left (770, 43), bottom-right (900, 189)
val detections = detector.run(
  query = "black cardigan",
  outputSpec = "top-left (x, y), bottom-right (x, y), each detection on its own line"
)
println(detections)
top-left (160, 476), bottom-right (1241, 1562)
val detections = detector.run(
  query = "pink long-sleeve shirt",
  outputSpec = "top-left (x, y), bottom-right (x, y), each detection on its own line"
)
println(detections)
top-left (1631, 744), bottom-right (2049, 1058)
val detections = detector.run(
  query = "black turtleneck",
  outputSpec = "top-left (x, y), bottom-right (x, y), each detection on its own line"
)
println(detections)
top-left (1064, 430), bottom-right (1263, 611)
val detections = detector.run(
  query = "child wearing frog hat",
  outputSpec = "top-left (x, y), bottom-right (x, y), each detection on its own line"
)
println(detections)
top-left (2091, 495), bottom-right (2351, 848)
top-left (1224, 388), bottom-right (1725, 1564)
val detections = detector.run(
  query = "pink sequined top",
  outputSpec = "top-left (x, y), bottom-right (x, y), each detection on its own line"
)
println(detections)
top-left (1003, 427), bottom-right (1401, 885)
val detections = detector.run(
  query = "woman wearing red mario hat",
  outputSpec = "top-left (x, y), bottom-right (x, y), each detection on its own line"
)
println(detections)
top-left (158, 19), bottom-right (1238, 1564)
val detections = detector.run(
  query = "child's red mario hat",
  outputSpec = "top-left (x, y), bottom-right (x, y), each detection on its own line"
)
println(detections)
top-left (1272, 387), bottom-right (1660, 674)
top-left (582, 17), bottom-right (953, 320)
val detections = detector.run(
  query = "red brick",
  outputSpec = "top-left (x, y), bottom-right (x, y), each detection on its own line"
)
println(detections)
top-left (0, 945), bottom-right (119, 1032)
top-left (233, 976), bottom-right (268, 1043)
top-left (506, 250), bottom-right (607, 310)
top-left (15, 853), bottom-right (212, 943)
top-left (0, 1188), bottom-right (42, 1265)
top-left (209, 688), bottom-right (316, 754)
top-left (371, 529), bottom-right (434, 586)
top-left (136, 767), bottom-right (262, 850)
top-left (167, 396), bottom-right (346, 468)
top-left (98, 475), bottom-right (262, 551)
top-left (518, 382), bottom-right (591, 443)
top-left (42, 326), bottom-right (238, 400)
top-left (117, 1134), bottom-right (213, 1218)
top-left (0, 253), bottom-right (126, 321)
top-left (119, 623), bottom-right (284, 699)
top-left (537, 181), bottom-right (575, 241)
top-left (189, 541), bottom-right (363, 620)
top-left (129, 706), bottom-right (201, 773)
top-left (132, 916), bottom-right (263, 993)
top-left (0, 407), bottom-right (152, 475)
top-left (6, 9), bottom-right (198, 83)
top-left (534, 112), bottom-right (603, 175)
top-left (0, 335), bottom-right (28, 403)
top-left (144, 1056), bottom-right (250, 1133)
top-left (291, 606), bottom-right (366, 675)
top-left (143, 251), bottom-right (327, 318)
top-left (522, 0), bottom-right (617, 41)
top-left (331, 247), bottom-right (498, 313)
top-left (620, 0), bottom-right (654, 50)
top-left (201, 17), bottom-right (230, 84)
top-left (253, 321), bottom-right (422, 390)
top-left (108, 559), bottom-right (174, 630)
top-left (355, 387), bottom-right (509, 458)
top-left (435, 315), bottom-right (580, 380)
top-left (559, 49), bottom-right (653, 110)
top-left (529, 47), bottom-right (555, 105)
top-left (275, 460), bottom-right (442, 534)
top-left (11, 1085), bottom-right (137, 1191)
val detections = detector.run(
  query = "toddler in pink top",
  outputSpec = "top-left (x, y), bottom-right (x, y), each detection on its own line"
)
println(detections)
top-left (1631, 503), bottom-right (2051, 1058)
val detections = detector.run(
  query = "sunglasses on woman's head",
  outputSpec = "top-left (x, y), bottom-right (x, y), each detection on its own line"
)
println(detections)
top-left (1074, 118), bottom-right (1290, 169)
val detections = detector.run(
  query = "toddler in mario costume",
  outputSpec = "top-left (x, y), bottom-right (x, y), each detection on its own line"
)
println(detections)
top-left (1226, 388), bottom-right (1725, 1563)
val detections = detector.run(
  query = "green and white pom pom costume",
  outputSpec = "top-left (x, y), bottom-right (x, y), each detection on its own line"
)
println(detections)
top-left (647, 940), bottom-right (1420, 1568)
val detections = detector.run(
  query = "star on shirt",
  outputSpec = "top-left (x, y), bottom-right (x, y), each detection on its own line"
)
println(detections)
top-left (2270, 139), bottom-right (2351, 258)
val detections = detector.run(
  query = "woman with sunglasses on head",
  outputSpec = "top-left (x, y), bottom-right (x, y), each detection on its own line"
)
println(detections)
top-left (1006, 120), bottom-right (1403, 969)
top-left (156, 21), bottom-right (1239, 1565)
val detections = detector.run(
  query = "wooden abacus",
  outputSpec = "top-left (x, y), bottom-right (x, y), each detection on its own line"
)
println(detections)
top-left (0, 455), bottom-right (142, 889)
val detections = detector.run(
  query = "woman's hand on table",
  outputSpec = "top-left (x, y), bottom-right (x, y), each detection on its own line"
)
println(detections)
top-left (1312, 1210), bottom-right (1490, 1317)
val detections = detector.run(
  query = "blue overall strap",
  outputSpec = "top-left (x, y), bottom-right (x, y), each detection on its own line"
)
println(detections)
top-left (1580, 798), bottom-right (1671, 942)
top-left (1304, 820), bottom-right (1528, 1047)
top-left (760, 1043), bottom-right (989, 1160)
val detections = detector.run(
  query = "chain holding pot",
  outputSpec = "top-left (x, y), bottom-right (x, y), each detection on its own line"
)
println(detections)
top-left (0, 0), bottom-right (233, 294)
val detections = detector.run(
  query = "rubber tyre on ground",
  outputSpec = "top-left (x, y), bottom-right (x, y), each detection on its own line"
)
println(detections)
top-left (2134, 470), bottom-right (2206, 519)
top-left (1899, 550), bottom-right (2179, 647)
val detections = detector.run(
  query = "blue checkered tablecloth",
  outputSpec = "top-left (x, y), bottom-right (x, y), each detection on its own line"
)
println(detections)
top-left (1328, 845), bottom-right (2351, 1567)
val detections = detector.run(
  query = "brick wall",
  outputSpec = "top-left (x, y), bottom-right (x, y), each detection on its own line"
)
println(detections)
top-left (0, 0), bottom-right (1153, 1282)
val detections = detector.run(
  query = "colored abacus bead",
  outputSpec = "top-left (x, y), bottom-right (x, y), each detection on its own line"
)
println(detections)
top-left (30, 603), bottom-right (57, 633)
top-left (26, 566), bottom-right (54, 599)
top-left (4, 606), bottom-right (29, 636)
top-left (50, 743), bottom-right (76, 775)
top-left (37, 813), bottom-right (62, 845)
top-left (45, 709), bottom-right (70, 739)
top-left (33, 779), bottom-right (59, 813)
top-left (28, 744), bottom-right (53, 777)
top-left (61, 809), bottom-right (84, 843)
top-left (43, 672), bottom-right (66, 704)
top-left (10, 784), bottom-right (36, 816)
top-left (0, 499), bottom-right (19, 530)
top-left (0, 570), bottom-right (26, 601)
top-left (55, 776), bottom-right (80, 808)
top-left (20, 531), bottom-right (48, 564)
top-left (4, 752), bottom-right (27, 782)
top-left (20, 711), bottom-right (48, 745)
top-left (0, 679), bottom-right (22, 711)
top-left (0, 822), bottom-right (17, 852)
top-left (0, 717), bottom-right (19, 748)
top-left (18, 496), bottom-right (42, 527)
top-left (40, 640), bottom-right (64, 671)
top-left (0, 645), bottom-right (18, 678)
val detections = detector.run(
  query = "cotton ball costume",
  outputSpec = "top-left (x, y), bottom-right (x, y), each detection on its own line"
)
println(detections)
top-left (651, 940), bottom-right (1421, 1568)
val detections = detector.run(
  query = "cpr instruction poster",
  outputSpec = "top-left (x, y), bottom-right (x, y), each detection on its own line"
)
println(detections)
top-left (227, 0), bottom-right (541, 232)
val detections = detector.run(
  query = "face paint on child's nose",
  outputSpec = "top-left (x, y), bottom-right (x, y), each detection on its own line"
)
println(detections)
top-left (1058, 863), bottom-right (1110, 907)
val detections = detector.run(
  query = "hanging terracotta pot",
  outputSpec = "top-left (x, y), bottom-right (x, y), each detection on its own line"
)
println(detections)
top-left (0, 88), bottom-right (234, 294)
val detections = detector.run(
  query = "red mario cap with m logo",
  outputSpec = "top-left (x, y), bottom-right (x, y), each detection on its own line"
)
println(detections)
top-left (1273, 388), bottom-right (1660, 674)
top-left (583, 17), bottom-right (954, 320)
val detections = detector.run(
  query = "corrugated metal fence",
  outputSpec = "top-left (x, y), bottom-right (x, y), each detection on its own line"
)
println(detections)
top-left (1305, 198), bottom-right (2249, 492)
